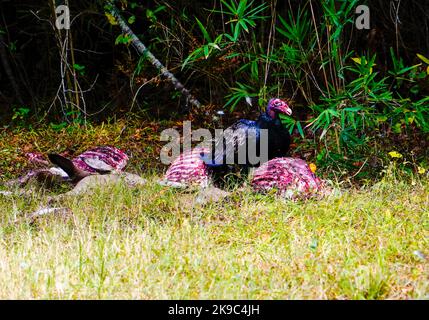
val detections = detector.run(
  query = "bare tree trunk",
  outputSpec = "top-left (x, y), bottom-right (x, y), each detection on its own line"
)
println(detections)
top-left (0, 33), bottom-right (24, 105)
top-left (107, 1), bottom-right (202, 109)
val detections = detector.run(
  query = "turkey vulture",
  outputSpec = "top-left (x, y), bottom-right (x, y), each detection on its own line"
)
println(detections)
top-left (203, 98), bottom-right (292, 169)
top-left (48, 146), bottom-right (129, 183)
top-left (251, 157), bottom-right (327, 199)
top-left (5, 146), bottom-right (128, 188)
top-left (162, 147), bottom-right (210, 188)
top-left (161, 99), bottom-right (293, 188)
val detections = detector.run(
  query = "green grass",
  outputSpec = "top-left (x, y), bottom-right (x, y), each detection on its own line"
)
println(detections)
top-left (0, 176), bottom-right (427, 299)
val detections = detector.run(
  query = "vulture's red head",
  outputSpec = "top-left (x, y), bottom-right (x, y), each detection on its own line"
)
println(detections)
top-left (267, 98), bottom-right (292, 119)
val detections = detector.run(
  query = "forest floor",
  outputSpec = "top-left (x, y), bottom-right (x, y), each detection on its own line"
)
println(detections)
top-left (0, 122), bottom-right (428, 299)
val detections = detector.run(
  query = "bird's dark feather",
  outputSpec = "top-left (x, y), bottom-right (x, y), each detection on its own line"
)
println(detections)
top-left (204, 113), bottom-right (290, 168)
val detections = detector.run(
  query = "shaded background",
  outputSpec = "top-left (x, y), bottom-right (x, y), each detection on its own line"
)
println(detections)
top-left (1, 0), bottom-right (428, 122)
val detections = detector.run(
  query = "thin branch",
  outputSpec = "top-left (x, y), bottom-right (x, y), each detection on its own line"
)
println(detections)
top-left (107, 1), bottom-right (202, 109)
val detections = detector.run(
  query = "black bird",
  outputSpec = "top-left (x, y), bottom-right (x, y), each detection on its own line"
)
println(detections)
top-left (202, 98), bottom-right (292, 181)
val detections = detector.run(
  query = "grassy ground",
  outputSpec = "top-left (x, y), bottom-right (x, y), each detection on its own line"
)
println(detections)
top-left (0, 175), bottom-right (427, 299)
top-left (0, 123), bottom-right (428, 299)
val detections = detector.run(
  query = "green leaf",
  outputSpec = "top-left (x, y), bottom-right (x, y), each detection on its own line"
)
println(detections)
top-left (73, 64), bottom-right (85, 71)
top-left (221, 0), bottom-right (237, 15)
top-left (128, 15), bottom-right (136, 24)
top-left (239, 20), bottom-right (249, 33)
top-left (146, 9), bottom-right (155, 21)
top-left (182, 47), bottom-right (204, 69)
top-left (105, 12), bottom-right (118, 25)
top-left (195, 17), bottom-right (212, 43)
top-left (296, 121), bottom-right (304, 138)
top-left (237, 0), bottom-right (247, 17)
top-left (224, 33), bottom-right (235, 42)
top-left (115, 34), bottom-right (132, 45)
top-left (396, 64), bottom-right (421, 75)
top-left (203, 45), bottom-right (209, 59)
top-left (153, 5), bottom-right (167, 14)
top-left (417, 53), bottom-right (429, 65)
top-left (410, 85), bottom-right (420, 94)
top-left (233, 24), bottom-right (241, 41)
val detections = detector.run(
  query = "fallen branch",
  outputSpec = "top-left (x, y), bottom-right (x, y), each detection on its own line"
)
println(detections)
top-left (107, 1), bottom-right (202, 109)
